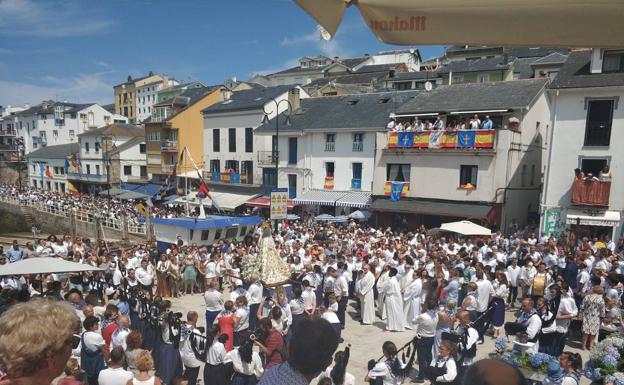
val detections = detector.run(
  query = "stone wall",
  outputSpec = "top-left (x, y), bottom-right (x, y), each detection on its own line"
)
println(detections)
top-left (0, 200), bottom-right (148, 243)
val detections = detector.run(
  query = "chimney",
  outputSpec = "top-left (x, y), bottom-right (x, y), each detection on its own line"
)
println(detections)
top-left (288, 88), bottom-right (300, 112)
top-left (127, 75), bottom-right (132, 82)
top-left (590, 48), bottom-right (604, 74)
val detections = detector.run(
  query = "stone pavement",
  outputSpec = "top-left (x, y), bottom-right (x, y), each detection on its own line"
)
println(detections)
top-left (170, 293), bottom-right (591, 384)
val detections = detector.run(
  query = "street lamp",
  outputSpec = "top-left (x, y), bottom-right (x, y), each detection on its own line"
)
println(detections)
top-left (262, 99), bottom-right (292, 190)
top-left (14, 137), bottom-right (24, 191)
top-left (102, 135), bottom-right (117, 199)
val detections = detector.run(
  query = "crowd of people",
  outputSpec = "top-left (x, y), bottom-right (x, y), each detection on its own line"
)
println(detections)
top-left (1, 202), bottom-right (624, 385)
top-left (387, 114), bottom-right (495, 132)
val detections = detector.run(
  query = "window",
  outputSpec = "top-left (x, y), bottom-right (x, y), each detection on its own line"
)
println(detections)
top-left (86, 165), bottom-right (91, 174)
top-left (53, 130), bottom-right (58, 138)
top-left (452, 75), bottom-right (464, 84)
top-left (478, 74), bottom-right (490, 83)
top-left (69, 130), bottom-right (75, 138)
top-left (213, 229), bottom-right (222, 241)
top-left (147, 154), bottom-right (162, 165)
top-left (212, 129), bottom-right (220, 152)
top-left (124, 165), bottom-right (132, 175)
top-left (210, 160), bottom-right (220, 172)
top-left (228, 128), bottom-right (236, 152)
top-left (147, 132), bottom-right (161, 142)
top-left (288, 137), bottom-right (297, 164)
top-left (139, 143), bottom-right (146, 153)
top-left (325, 133), bottom-right (335, 152)
top-left (239, 226), bottom-right (248, 237)
top-left (394, 81), bottom-right (412, 90)
top-left (95, 165), bottom-right (100, 175)
top-left (353, 133), bottom-right (364, 152)
top-left (201, 230), bottom-right (210, 241)
top-left (459, 165), bottom-right (478, 187)
top-left (386, 164), bottom-right (410, 182)
top-left (245, 127), bottom-right (253, 153)
top-left (325, 162), bottom-right (335, 177)
top-left (225, 227), bottom-right (238, 239)
top-left (581, 158), bottom-right (608, 177)
top-left (603, 50), bottom-right (624, 73)
top-left (95, 142), bottom-right (100, 153)
top-left (140, 166), bottom-right (147, 177)
top-left (584, 99), bottom-right (614, 146)
top-left (352, 162), bottom-right (362, 190)
top-left (530, 165), bottom-right (536, 186)
top-left (225, 160), bottom-right (239, 172)
top-left (85, 142), bottom-right (90, 153)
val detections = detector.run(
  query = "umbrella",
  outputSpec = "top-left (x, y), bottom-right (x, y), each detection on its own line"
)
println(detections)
top-left (286, 214), bottom-right (301, 220)
top-left (293, 0), bottom-right (623, 48)
top-left (315, 214), bottom-right (335, 221)
top-left (440, 220), bottom-right (491, 236)
top-left (348, 210), bottom-right (372, 220)
top-left (0, 257), bottom-right (103, 276)
top-left (327, 215), bottom-right (349, 223)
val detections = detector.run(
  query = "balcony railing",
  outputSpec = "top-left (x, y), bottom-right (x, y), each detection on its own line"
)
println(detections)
top-left (206, 171), bottom-right (252, 184)
top-left (258, 150), bottom-right (278, 166)
top-left (0, 130), bottom-right (16, 136)
top-left (325, 142), bottom-right (335, 152)
top-left (161, 164), bottom-right (176, 174)
top-left (352, 142), bottom-right (363, 152)
top-left (386, 130), bottom-right (495, 150)
top-left (571, 179), bottom-right (611, 206)
top-left (66, 172), bottom-right (108, 182)
top-left (160, 139), bottom-right (178, 152)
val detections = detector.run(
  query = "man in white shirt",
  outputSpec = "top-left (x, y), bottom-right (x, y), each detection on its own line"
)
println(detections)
top-left (98, 346), bottom-right (133, 385)
top-left (179, 311), bottom-right (203, 385)
top-left (135, 259), bottom-right (154, 292)
top-left (475, 271), bottom-right (494, 343)
top-left (506, 258), bottom-right (522, 309)
top-left (301, 281), bottom-right (317, 318)
top-left (331, 266), bottom-right (349, 329)
top-left (247, 274), bottom-right (263, 330)
top-left (110, 315), bottom-right (130, 351)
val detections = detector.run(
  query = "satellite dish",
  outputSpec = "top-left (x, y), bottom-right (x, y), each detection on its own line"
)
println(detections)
top-left (424, 81), bottom-right (433, 91)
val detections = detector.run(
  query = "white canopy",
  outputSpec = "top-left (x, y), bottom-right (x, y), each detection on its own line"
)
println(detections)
top-left (440, 220), bottom-right (492, 236)
top-left (293, 0), bottom-right (624, 48)
top-left (0, 257), bottom-right (103, 276)
top-left (348, 210), bottom-right (372, 220)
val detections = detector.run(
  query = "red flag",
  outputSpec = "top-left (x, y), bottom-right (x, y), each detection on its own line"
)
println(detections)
top-left (197, 180), bottom-right (210, 198)
top-left (45, 165), bottom-right (53, 179)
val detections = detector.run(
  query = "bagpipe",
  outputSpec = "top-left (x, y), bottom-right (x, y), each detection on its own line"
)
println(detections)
top-left (367, 337), bottom-right (418, 385)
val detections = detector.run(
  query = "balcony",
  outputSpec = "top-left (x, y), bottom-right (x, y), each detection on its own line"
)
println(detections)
top-left (161, 164), bottom-right (176, 174)
top-left (385, 130), bottom-right (495, 151)
top-left (325, 142), bottom-right (335, 152)
top-left (258, 150), bottom-right (278, 166)
top-left (352, 142), bottom-right (363, 152)
top-left (206, 171), bottom-right (252, 185)
top-left (0, 144), bottom-right (17, 151)
top-left (160, 139), bottom-right (178, 152)
top-left (0, 130), bottom-right (16, 137)
top-left (571, 179), bottom-right (611, 206)
top-left (66, 172), bottom-right (108, 182)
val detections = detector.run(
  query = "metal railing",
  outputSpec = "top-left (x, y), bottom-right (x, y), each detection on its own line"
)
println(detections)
top-left (325, 142), bottom-right (335, 152)
top-left (352, 142), bottom-right (363, 152)
top-left (160, 139), bottom-right (178, 152)
top-left (257, 150), bottom-right (278, 166)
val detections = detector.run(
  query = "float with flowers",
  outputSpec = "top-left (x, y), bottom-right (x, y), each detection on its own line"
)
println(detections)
top-left (583, 335), bottom-right (624, 385)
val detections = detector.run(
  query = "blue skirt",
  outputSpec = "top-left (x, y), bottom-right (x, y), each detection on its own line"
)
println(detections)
top-left (231, 372), bottom-right (257, 385)
top-left (490, 298), bottom-right (506, 327)
top-left (158, 343), bottom-right (182, 385)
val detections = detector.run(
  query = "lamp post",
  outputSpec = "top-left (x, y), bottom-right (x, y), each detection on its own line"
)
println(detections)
top-left (103, 135), bottom-right (117, 200)
top-left (262, 99), bottom-right (292, 231)
top-left (15, 137), bottom-right (24, 192)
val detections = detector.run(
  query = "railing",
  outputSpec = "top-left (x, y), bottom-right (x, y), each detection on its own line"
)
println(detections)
top-left (352, 142), bottom-right (363, 152)
top-left (386, 130), bottom-right (495, 150)
top-left (0, 195), bottom-right (147, 234)
top-left (0, 144), bottom-right (17, 151)
top-left (206, 171), bottom-right (245, 184)
top-left (0, 130), bottom-right (16, 136)
top-left (571, 179), bottom-right (611, 206)
top-left (160, 139), bottom-right (178, 152)
top-left (325, 142), bottom-right (335, 152)
top-left (161, 164), bottom-right (176, 173)
top-left (258, 150), bottom-right (278, 166)
top-left (66, 172), bottom-right (108, 182)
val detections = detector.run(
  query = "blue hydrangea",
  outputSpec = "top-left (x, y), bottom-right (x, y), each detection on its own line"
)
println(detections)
top-left (608, 373), bottom-right (624, 385)
top-left (494, 337), bottom-right (508, 352)
top-left (604, 354), bottom-right (619, 367)
top-left (529, 352), bottom-right (552, 368)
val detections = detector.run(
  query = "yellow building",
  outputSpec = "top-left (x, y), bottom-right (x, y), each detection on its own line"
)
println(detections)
top-left (145, 85), bottom-right (229, 180)
top-left (113, 72), bottom-right (166, 123)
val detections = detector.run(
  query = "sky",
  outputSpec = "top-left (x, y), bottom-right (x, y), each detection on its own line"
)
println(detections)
top-left (0, 0), bottom-right (445, 107)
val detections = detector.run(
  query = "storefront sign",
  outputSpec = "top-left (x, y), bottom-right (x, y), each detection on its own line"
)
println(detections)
top-left (270, 188), bottom-right (288, 220)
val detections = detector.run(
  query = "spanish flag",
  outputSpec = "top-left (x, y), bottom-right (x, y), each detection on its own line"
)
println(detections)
top-left (384, 181), bottom-right (409, 197)
top-left (388, 132), bottom-right (398, 148)
top-left (440, 132), bottom-right (458, 148)
top-left (413, 132), bottom-right (429, 148)
top-left (67, 181), bottom-right (79, 195)
top-left (135, 203), bottom-right (148, 218)
top-left (475, 130), bottom-right (495, 148)
top-left (45, 165), bottom-right (53, 179)
top-left (324, 176), bottom-right (334, 190)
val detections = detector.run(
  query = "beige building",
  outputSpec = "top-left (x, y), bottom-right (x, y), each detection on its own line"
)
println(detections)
top-left (113, 72), bottom-right (167, 123)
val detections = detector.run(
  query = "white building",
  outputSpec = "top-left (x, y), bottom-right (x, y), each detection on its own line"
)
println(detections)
top-left (370, 79), bottom-right (550, 231)
top-left (136, 78), bottom-right (179, 123)
top-left (541, 49), bottom-right (624, 240)
top-left (254, 91), bottom-right (418, 214)
top-left (13, 102), bottom-right (125, 154)
top-left (71, 123), bottom-right (148, 194)
top-left (27, 142), bottom-right (79, 192)
top-left (201, 85), bottom-right (308, 210)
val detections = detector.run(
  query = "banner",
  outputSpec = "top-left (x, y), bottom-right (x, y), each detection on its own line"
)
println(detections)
top-left (457, 131), bottom-right (476, 148)
top-left (428, 131), bottom-right (443, 149)
top-left (324, 176), bottom-right (334, 190)
top-left (543, 208), bottom-right (562, 238)
top-left (475, 130), bottom-right (495, 148)
top-left (270, 188), bottom-right (288, 220)
top-left (413, 132), bottom-right (429, 148)
top-left (384, 181), bottom-right (409, 198)
top-left (440, 132), bottom-right (458, 148)
top-left (67, 181), bottom-right (79, 195)
top-left (388, 132), bottom-right (399, 148)
top-left (397, 132), bottom-right (414, 148)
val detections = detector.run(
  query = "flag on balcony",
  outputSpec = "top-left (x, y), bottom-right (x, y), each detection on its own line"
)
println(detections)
top-left (324, 176), bottom-right (334, 190)
top-left (384, 181), bottom-right (409, 199)
top-left (197, 180), bottom-right (210, 199)
top-left (64, 158), bottom-right (70, 174)
top-left (38, 163), bottom-right (44, 179)
top-left (45, 165), bottom-right (53, 179)
top-left (413, 132), bottom-right (429, 148)
top-left (475, 130), bottom-right (494, 148)
top-left (230, 173), bottom-right (241, 184)
top-left (135, 203), bottom-right (148, 218)
top-left (397, 132), bottom-right (414, 148)
top-left (440, 132), bottom-right (458, 148)
top-left (457, 131), bottom-right (476, 148)
top-left (429, 131), bottom-right (443, 149)
top-left (388, 132), bottom-right (398, 148)
top-left (67, 181), bottom-right (79, 195)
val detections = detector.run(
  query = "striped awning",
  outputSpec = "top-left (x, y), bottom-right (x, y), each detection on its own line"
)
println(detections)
top-left (292, 190), bottom-right (348, 206)
top-left (335, 192), bottom-right (372, 208)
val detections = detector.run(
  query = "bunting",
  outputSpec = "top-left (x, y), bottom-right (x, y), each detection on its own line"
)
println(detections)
top-left (440, 132), bottom-right (458, 148)
top-left (387, 132), bottom-right (398, 148)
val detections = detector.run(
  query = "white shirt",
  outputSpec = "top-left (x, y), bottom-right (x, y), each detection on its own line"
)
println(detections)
top-left (506, 265), bottom-right (522, 287)
top-left (98, 367), bottom-right (133, 385)
top-left (234, 307), bottom-right (249, 332)
top-left (302, 288), bottom-right (316, 311)
top-left (476, 279), bottom-right (494, 312)
top-left (317, 366), bottom-right (356, 385)
top-left (135, 266), bottom-right (153, 286)
top-left (430, 357), bottom-right (457, 383)
top-left (111, 328), bottom-right (129, 351)
top-left (204, 289), bottom-right (224, 312)
top-left (248, 283), bottom-right (263, 305)
top-left (333, 275), bottom-right (349, 298)
top-left (206, 340), bottom-right (227, 365)
top-left (83, 330), bottom-right (105, 351)
top-left (179, 326), bottom-right (203, 368)
top-left (225, 349), bottom-right (264, 378)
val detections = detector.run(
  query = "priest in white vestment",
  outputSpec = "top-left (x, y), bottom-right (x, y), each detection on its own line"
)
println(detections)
top-left (383, 268), bottom-right (405, 332)
top-left (403, 273), bottom-right (422, 329)
top-left (356, 264), bottom-right (376, 325)
top-left (376, 266), bottom-right (390, 320)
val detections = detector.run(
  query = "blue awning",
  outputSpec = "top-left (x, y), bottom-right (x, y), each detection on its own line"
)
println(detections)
top-left (151, 215), bottom-right (262, 230)
top-left (121, 183), bottom-right (162, 197)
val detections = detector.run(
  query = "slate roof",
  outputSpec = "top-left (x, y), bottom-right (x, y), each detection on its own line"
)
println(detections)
top-left (154, 86), bottom-right (218, 108)
top-left (508, 47), bottom-right (568, 59)
top-left (77, 123), bottom-right (144, 137)
top-left (63, 103), bottom-right (96, 113)
top-left (340, 57), bottom-right (370, 68)
top-left (28, 143), bottom-right (79, 159)
top-left (396, 78), bottom-right (548, 114)
top-left (201, 85), bottom-right (292, 114)
top-left (255, 91), bottom-right (420, 133)
top-left (388, 71), bottom-right (441, 81)
top-left (531, 52), bottom-right (569, 66)
top-left (14, 102), bottom-right (94, 116)
top-left (356, 64), bottom-right (402, 73)
top-left (438, 57), bottom-right (512, 74)
top-left (512, 57), bottom-right (540, 79)
top-left (101, 103), bottom-right (116, 114)
top-left (550, 50), bottom-right (624, 89)
top-left (163, 81), bottom-right (205, 92)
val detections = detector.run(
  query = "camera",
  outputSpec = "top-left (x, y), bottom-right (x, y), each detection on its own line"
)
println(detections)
top-left (167, 311), bottom-right (184, 328)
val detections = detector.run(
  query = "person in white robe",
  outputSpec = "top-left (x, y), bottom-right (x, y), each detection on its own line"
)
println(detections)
top-left (356, 264), bottom-right (376, 325)
top-left (403, 272), bottom-right (422, 329)
top-left (376, 266), bottom-right (390, 320)
top-left (384, 269), bottom-right (405, 332)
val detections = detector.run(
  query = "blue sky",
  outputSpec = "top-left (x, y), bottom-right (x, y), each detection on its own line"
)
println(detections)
top-left (0, 0), bottom-right (444, 106)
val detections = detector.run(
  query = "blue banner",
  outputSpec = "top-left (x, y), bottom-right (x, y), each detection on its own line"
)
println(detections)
top-left (212, 172), bottom-right (221, 182)
top-left (397, 132), bottom-right (414, 148)
top-left (229, 172), bottom-right (241, 184)
top-left (390, 182), bottom-right (404, 202)
top-left (351, 178), bottom-right (362, 190)
top-left (457, 131), bottom-right (476, 148)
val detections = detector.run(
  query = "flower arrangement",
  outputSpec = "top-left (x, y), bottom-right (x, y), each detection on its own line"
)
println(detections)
top-left (494, 336), bottom-right (508, 353)
top-left (583, 335), bottom-right (624, 383)
top-left (498, 350), bottom-right (558, 374)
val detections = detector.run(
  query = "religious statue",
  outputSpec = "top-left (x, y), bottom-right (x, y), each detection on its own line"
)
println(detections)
top-left (242, 223), bottom-right (290, 287)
